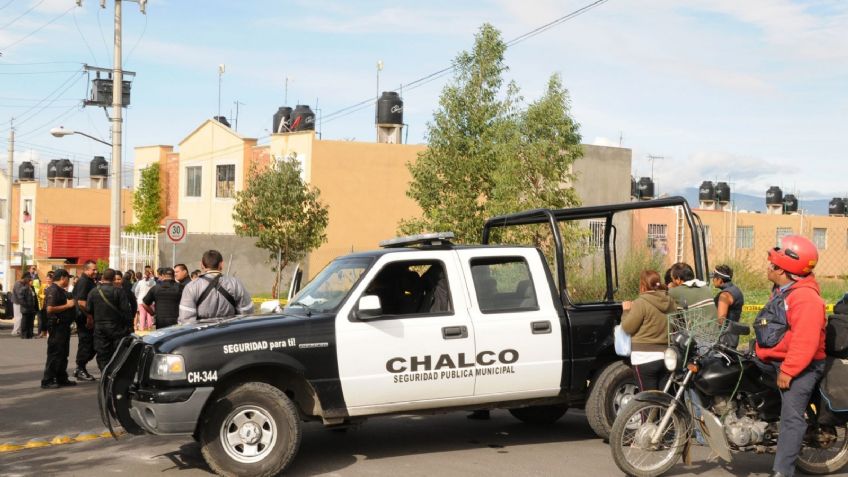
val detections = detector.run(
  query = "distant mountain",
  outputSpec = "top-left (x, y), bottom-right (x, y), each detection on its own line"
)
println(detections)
top-left (678, 187), bottom-right (832, 216)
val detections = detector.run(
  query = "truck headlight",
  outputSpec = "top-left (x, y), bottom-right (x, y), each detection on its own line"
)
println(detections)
top-left (664, 348), bottom-right (680, 371)
top-left (150, 354), bottom-right (186, 381)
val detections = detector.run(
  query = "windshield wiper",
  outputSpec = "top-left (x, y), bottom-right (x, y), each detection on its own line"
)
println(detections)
top-left (287, 301), bottom-right (313, 316)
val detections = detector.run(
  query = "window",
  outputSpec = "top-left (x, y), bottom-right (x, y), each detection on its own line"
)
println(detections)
top-left (470, 257), bottom-right (538, 313)
top-left (288, 257), bottom-right (371, 314)
top-left (216, 164), bottom-right (236, 198)
top-left (587, 220), bottom-right (605, 250)
top-left (0, 199), bottom-right (5, 219)
top-left (22, 199), bottom-right (32, 222)
top-left (813, 228), bottom-right (827, 250)
top-left (776, 227), bottom-right (793, 247)
top-left (736, 226), bottom-right (754, 249)
top-left (363, 260), bottom-right (452, 316)
top-left (702, 225), bottom-right (712, 247)
top-left (647, 223), bottom-right (668, 254)
top-left (186, 166), bottom-right (202, 197)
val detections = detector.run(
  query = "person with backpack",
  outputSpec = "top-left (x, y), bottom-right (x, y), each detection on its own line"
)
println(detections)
top-left (754, 235), bottom-right (826, 477)
top-left (178, 250), bottom-right (253, 324)
top-left (142, 267), bottom-right (182, 329)
top-left (87, 269), bottom-right (133, 372)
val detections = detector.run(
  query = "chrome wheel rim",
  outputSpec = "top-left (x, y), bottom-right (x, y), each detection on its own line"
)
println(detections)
top-left (220, 405), bottom-right (277, 464)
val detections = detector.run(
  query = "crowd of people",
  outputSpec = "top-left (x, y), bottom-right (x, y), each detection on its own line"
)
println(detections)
top-left (4, 249), bottom-right (252, 390)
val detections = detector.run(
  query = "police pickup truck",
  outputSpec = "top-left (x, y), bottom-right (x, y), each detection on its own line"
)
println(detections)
top-left (99, 197), bottom-right (708, 476)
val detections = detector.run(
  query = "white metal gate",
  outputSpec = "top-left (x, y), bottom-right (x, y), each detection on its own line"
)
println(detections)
top-left (120, 232), bottom-right (158, 273)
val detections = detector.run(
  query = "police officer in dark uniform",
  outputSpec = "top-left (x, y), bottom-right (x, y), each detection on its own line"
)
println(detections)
top-left (87, 268), bottom-right (133, 372)
top-left (711, 264), bottom-right (745, 348)
top-left (141, 267), bottom-right (182, 329)
top-left (73, 260), bottom-right (98, 381)
top-left (41, 270), bottom-right (77, 389)
top-left (174, 263), bottom-right (190, 292)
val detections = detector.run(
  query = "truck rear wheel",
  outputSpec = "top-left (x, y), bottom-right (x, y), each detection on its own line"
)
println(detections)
top-left (509, 405), bottom-right (568, 425)
top-left (200, 382), bottom-right (302, 477)
top-left (585, 361), bottom-right (638, 440)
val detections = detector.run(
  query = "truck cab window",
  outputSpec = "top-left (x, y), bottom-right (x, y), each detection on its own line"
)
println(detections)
top-left (470, 257), bottom-right (538, 313)
top-left (364, 260), bottom-right (452, 316)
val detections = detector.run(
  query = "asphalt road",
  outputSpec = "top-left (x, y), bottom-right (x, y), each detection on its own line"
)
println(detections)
top-left (0, 319), bottom-right (791, 476)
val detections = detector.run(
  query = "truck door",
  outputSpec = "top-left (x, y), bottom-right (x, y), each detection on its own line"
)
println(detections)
top-left (335, 251), bottom-right (475, 415)
top-left (457, 248), bottom-right (563, 399)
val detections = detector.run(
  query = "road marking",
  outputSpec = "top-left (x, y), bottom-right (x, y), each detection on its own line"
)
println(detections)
top-left (0, 430), bottom-right (124, 454)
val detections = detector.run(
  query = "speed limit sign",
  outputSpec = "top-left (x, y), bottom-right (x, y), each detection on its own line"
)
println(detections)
top-left (165, 219), bottom-right (188, 244)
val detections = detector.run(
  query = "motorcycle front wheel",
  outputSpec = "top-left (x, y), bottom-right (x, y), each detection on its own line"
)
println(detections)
top-left (610, 400), bottom-right (690, 477)
top-left (797, 424), bottom-right (848, 475)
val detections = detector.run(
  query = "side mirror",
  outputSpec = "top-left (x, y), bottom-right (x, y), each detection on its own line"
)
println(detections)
top-left (355, 295), bottom-right (382, 320)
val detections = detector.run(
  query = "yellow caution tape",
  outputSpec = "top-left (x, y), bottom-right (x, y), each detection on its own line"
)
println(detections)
top-left (743, 304), bottom-right (835, 313)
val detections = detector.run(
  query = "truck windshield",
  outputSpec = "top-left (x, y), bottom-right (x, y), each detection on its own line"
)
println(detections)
top-left (286, 257), bottom-right (373, 314)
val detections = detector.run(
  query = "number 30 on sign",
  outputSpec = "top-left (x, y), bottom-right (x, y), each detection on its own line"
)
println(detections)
top-left (165, 219), bottom-right (188, 244)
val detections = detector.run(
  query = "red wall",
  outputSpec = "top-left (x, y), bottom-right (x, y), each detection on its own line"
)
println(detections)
top-left (37, 224), bottom-right (110, 264)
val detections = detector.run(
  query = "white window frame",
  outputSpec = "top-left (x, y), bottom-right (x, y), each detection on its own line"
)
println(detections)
top-left (647, 223), bottom-right (668, 251)
top-left (587, 219), bottom-right (605, 250)
top-left (185, 166), bottom-right (202, 198)
top-left (813, 228), bottom-right (827, 250)
top-left (736, 226), bottom-right (754, 249)
top-left (776, 227), bottom-right (793, 247)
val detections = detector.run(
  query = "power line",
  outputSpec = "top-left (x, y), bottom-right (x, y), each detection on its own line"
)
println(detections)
top-left (0, 0), bottom-right (16, 11)
top-left (124, 12), bottom-right (148, 67)
top-left (0, 70), bottom-right (84, 131)
top-left (16, 102), bottom-right (83, 140)
top-left (0, 0), bottom-right (47, 30)
top-left (72, 6), bottom-right (102, 65)
top-left (0, 5), bottom-right (76, 53)
top-left (0, 69), bottom-right (81, 75)
top-left (0, 60), bottom-right (82, 66)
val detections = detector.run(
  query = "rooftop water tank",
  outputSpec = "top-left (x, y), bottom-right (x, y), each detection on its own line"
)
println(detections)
top-left (630, 177), bottom-right (637, 199)
top-left (19, 161), bottom-right (35, 181)
top-left (637, 177), bottom-right (655, 200)
top-left (289, 105), bottom-right (315, 132)
top-left (698, 181), bottom-right (715, 202)
top-left (47, 159), bottom-right (59, 179)
top-left (376, 91), bottom-right (403, 125)
top-left (783, 194), bottom-right (798, 213)
top-left (90, 156), bottom-right (108, 178)
top-left (715, 182), bottom-right (731, 203)
top-left (213, 116), bottom-right (231, 127)
top-left (829, 198), bottom-right (846, 216)
top-left (57, 159), bottom-right (73, 179)
top-left (272, 106), bottom-right (293, 133)
top-left (766, 186), bottom-right (783, 206)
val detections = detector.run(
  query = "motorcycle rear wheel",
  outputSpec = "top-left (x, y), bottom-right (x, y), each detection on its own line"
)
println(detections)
top-left (610, 400), bottom-right (689, 477)
top-left (797, 424), bottom-right (848, 475)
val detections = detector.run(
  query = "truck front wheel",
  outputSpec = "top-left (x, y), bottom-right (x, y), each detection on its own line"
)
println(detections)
top-left (200, 382), bottom-right (302, 477)
top-left (585, 361), bottom-right (638, 440)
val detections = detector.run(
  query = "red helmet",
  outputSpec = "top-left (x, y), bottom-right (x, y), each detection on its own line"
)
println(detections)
top-left (768, 235), bottom-right (818, 276)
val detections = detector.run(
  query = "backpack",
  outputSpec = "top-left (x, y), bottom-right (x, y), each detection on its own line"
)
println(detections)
top-left (819, 357), bottom-right (848, 426)
top-left (753, 288), bottom-right (794, 348)
top-left (826, 314), bottom-right (848, 359)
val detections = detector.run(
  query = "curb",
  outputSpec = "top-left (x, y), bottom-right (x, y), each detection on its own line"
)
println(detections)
top-left (0, 430), bottom-right (122, 454)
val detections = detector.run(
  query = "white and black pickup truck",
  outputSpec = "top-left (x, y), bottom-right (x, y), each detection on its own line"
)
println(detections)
top-left (99, 197), bottom-right (709, 476)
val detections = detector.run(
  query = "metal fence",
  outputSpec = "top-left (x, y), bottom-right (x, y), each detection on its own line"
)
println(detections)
top-left (120, 232), bottom-right (158, 273)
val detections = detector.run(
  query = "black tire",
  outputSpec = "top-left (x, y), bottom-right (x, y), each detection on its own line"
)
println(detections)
top-left (200, 382), bottom-right (302, 477)
top-left (609, 399), bottom-right (687, 477)
top-left (508, 405), bottom-right (568, 425)
top-left (585, 360), bottom-right (639, 440)
top-left (797, 425), bottom-right (848, 475)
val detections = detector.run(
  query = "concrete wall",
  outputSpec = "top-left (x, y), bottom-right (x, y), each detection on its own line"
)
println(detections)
top-left (157, 233), bottom-right (296, 296)
top-left (572, 145), bottom-right (632, 207)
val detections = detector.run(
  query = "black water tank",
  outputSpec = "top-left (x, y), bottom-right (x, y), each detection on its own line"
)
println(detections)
top-left (90, 156), bottom-right (108, 178)
top-left (376, 91), bottom-right (403, 125)
top-left (715, 181), bottom-right (731, 203)
top-left (766, 186), bottom-right (783, 206)
top-left (214, 116), bottom-right (231, 127)
top-left (637, 177), bottom-right (655, 200)
top-left (783, 194), bottom-right (798, 213)
top-left (18, 161), bottom-right (35, 181)
top-left (829, 198), bottom-right (846, 216)
top-left (290, 105), bottom-right (315, 131)
top-left (630, 177), bottom-right (637, 199)
top-left (699, 181), bottom-right (715, 202)
top-left (47, 159), bottom-right (59, 179)
top-left (57, 159), bottom-right (73, 179)
top-left (272, 106), bottom-right (293, 133)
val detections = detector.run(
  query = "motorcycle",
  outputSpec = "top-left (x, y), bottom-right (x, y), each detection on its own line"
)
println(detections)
top-left (609, 313), bottom-right (848, 477)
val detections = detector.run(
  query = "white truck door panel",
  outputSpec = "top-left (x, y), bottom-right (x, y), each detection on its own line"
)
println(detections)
top-left (457, 248), bottom-right (563, 398)
top-left (336, 251), bottom-right (475, 414)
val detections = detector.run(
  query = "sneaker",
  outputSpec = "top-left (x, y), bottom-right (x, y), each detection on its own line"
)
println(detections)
top-left (41, 380), bottom-right (60, 389)
top-left (73, 369), bottom-right (96, 382)
top-left (57, 379), bottom-right (77, 387)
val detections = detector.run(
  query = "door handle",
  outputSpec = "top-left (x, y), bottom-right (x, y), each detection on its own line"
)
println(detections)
top-left (442, 326), bottom-right (468, 340)
top-left (531, 320), bottom-right (552, 334)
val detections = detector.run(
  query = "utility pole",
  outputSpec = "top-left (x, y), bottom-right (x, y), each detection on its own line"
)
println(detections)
top-left (233, 100), bottom-right (244, 131)
top-left (375, 60), bottom-right (383, 140)
top-left (647, 155), bottom-right (664, 181)
top-left (109, 0), bottom-right (124, 269)
top-left (5, 119), bottom-right (13, 291)
top-left (217, 64), bottom-right (225, 117)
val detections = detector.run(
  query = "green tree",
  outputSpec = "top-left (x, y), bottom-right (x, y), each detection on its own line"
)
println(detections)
top-left (126, 165), bottom-right (163, 234)
top-left (400, 23), bottom-right (520, 243)
top-left (233, 156), bottom-right (329, 298)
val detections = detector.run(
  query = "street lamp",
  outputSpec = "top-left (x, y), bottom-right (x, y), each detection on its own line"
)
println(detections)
top-left (50, 125), bottom-right (120, 270)
top-left (50, 127), bottom-right (112, 147)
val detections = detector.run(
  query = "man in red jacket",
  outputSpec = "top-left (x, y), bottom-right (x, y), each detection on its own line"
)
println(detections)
top-left (755, 235), bottom-right (826, 477)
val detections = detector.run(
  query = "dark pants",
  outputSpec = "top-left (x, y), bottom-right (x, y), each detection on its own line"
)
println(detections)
top-left (75, 316), bottom-right (96, 369)
top-left (20, 312), bottom-right (35, 339)
top-left (42, 318), bottom-right (72, 384)
top-left (37, 309), bottom-right (48, 334)
top-left (759, 359), bottom-right (826, 477)
top-left (632, 359), bottom-right (668, 391)
top-left (94, 326), bottom-right (129, 372)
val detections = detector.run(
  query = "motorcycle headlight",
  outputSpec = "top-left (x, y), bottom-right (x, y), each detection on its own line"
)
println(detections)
top-left (664, 347), bottom-right (680, 371)
top-left (149, 354), bottom-right (186, 381)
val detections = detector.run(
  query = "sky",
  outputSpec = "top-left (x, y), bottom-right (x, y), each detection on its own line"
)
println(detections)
top-left (1, 0), bottom-right (846, 200)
